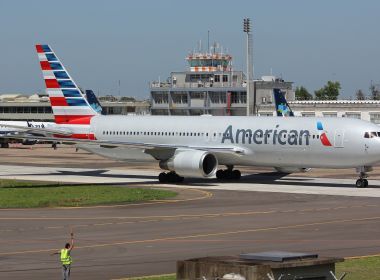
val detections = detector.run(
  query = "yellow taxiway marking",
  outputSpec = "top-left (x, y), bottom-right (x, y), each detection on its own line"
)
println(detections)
top-left (1, 215), bottom-right (379, 256)
top-left (0, 210), bottom-right (275, 221)
top-left (0, 204), bottom-right (377, 233)
top-left (0, 204), bottom-right (375, 221)
top-left (345, 253), bottom-right (380, 260)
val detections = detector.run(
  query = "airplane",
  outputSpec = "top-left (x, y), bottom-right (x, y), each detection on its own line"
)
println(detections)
top-left (3, 44), bottom-right (380, 188)
top-left (0, 89), bottom-right (104, 148)
top-left (0, 120), bottom-right (57, 148)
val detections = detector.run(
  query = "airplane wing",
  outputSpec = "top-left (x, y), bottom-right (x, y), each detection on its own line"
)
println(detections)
top-left (0, 124), bottom-right (73, 137)
top-left (0, 134), bottom-right (247, 155)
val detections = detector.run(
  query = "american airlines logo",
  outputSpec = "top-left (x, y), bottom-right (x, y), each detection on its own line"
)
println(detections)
top-left (221, 125), bottom-right (311, 146)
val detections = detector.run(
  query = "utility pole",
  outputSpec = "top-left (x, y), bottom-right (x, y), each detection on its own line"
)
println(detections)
top-left (243, 18), bottom-right (254, 116)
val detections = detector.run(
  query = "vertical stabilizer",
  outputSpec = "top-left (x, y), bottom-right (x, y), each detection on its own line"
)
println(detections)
top-left (35, 44), bottom-right (99, 124)
top-left (274, 89), bottom-right (294, 117)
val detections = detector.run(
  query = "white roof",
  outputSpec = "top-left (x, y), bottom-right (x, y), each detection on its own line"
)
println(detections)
top-left (290, 100), bottom-right (380, 104)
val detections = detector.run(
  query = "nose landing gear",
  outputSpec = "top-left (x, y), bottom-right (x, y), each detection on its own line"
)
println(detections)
top-left (356, 177), bottom-right (368, 188)
top-left (355, 166), bottom-right (372, 188)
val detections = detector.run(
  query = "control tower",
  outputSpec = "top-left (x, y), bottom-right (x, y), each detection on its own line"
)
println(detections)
top-left (186, 52), bottom-right (232, 73)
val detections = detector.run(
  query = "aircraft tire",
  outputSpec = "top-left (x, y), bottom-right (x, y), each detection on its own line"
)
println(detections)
top-left (158, 172), bottom-right (168, 183)
top-left (356, 179), bottom-right (367, 188)
top-left (216, 170), bottom-right (225, 180)
top-left (232, 170), bottom-right (241, 180)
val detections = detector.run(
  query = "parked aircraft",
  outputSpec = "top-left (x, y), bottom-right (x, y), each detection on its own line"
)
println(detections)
top-left (0, 89), bottom-right (104, 148)
top-left (2, 44), bottom-right (380, 188)
top-left (273, 89), bottom-right (295, 117)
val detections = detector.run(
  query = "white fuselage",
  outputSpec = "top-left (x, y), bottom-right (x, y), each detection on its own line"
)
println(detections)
top-left (79, 115), bottom-right (380, 169)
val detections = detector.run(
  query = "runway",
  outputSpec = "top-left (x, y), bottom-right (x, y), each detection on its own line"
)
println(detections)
top-left (1, 146), bottom-right (380, 279)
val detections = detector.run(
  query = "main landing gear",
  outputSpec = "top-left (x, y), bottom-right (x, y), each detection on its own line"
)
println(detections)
top-left (355, 166), bottom-right (372, 188)
top-left (158, 171), bottom-right (184, 183)
top-left (216, 165), bottom-right (241, 180)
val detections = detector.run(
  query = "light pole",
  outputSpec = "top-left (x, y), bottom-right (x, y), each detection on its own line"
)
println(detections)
top-left (244, 18), bottom-right (254, 116)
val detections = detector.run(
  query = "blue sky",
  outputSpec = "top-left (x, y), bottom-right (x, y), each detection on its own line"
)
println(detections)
top-left (0, 0), bottom-right (379, 99)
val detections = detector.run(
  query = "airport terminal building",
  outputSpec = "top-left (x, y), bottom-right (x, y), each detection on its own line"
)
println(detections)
top-left (0, 93), bottom-right (150, 121)
top-left (2, 92), bottom-right (380, 125)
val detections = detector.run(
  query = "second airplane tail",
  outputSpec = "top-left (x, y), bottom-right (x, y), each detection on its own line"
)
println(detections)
top-left (35, 44), bottom-right (99, 124)
top-left (274, 89), bottom-right (294, 117)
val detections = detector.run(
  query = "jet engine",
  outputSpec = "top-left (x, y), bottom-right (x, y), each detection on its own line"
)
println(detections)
top-left (274, 167), bottom-right (311, 173)
top-left (160, 150), bottom-right (218, 178)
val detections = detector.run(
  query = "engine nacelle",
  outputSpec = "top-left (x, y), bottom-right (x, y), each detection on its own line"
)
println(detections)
top-left (274, 167), bottom-right (312, 173)
top-left (160, 150), bottom-right (218, 178)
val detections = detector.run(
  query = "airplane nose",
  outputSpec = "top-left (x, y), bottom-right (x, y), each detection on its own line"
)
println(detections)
top-left (367, 138), bottom-right (380, 163)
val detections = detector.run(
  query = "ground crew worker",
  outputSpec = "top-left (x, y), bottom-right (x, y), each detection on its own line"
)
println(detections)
top-left (52, 231), bottom-right (74, 280)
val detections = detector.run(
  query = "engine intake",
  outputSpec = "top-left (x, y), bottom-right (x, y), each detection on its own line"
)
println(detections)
top-left (160, 150), bottom-right (218, 178)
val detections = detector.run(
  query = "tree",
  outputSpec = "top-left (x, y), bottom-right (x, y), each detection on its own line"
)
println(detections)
top-left (370, 84), bottom-right (380, 100)
top-left (315, 81), bottom-right (341, 100)
top-left (355, 89), bottom-right (365, 100)
top-left (295, 86), bottom-right (313, 100)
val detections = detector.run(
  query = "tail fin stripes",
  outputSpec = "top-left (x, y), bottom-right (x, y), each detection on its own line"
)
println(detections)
top-left (35, 44), bottom-right (99, 124)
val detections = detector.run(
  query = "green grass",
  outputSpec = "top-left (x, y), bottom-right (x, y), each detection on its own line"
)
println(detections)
top-left (0, 179), bottom-right (177, 208)
top-left (336, 256), bottom-right (380, 280)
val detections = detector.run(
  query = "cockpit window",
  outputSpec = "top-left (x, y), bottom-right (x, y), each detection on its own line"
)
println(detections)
top-left (364, 132), bottom-right (380, 138)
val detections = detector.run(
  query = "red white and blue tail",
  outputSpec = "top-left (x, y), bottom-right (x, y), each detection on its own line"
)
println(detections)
top-left (35, 44), bottom-right (99, 124)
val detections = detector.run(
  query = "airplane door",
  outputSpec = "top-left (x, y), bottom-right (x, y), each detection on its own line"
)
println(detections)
top-left (334, 130), bottom-right (344, 148)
